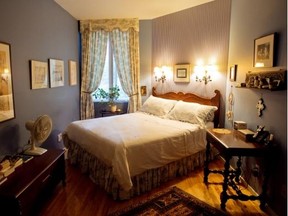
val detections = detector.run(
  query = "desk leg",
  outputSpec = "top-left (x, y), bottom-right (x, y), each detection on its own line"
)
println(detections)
top-left (235, 156), bottom-right (242, 183)
top-left (204, 141), bottom-right (211, 183)
top-left (260, 158), bottom-right (269, 210)
top-left (220, 155), bottom-right (231, 210)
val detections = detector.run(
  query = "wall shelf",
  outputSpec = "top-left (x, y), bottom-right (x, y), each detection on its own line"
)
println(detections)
top-left (238, 69), bottom-right (286, 91)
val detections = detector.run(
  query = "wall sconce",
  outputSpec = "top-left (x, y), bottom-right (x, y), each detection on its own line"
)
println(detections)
top-left (154, 66), bottom-right (167, 83)
top-left (195, 64), bottom-right (216, 85)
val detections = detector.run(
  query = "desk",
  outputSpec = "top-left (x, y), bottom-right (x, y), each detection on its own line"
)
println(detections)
top-left (204, 129), bottom-right (273, 210)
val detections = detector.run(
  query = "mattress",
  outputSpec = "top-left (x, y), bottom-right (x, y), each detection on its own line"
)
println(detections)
top-left (65, 112), bottom-right (207, 191)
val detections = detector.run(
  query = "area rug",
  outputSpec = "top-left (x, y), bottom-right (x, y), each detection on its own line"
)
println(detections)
top-left (108, 186), bottom-right (227, 216)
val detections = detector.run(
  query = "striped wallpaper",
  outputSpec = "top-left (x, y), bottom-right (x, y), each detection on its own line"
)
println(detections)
top-left (152, 0), bottom-right (231, 102)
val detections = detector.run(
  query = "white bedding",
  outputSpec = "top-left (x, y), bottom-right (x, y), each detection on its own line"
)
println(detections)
top-left (65, 112), bottom-right (207, 191)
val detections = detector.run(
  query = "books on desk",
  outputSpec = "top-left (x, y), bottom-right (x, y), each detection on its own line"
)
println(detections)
top-left (237, 129), bottom-right (255, 141)
top-left (18, 154), bottom-right (33, 163)
top-left (0, 154), bottom-right (34, 185)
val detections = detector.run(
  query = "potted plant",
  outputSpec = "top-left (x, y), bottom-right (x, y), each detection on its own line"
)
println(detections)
top-left (93, 86), bottom-right (120, 112)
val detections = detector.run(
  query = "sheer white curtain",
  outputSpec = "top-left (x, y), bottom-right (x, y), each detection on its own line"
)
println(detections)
top-left (80, 26), bottom-right (108, 119)
top-left (110, 28), bottom-right (141, 112)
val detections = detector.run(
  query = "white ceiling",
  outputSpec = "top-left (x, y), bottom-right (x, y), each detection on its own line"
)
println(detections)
top-left (54, 0), bottom-right (214, 20)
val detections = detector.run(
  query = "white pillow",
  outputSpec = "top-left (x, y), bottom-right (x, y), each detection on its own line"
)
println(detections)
top-left (138, 95), bottom-right (177, 117)
top-left (167, 101), bottom-right (218, 126)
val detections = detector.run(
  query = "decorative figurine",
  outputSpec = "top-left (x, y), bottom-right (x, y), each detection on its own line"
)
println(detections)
top-left (256, 98), bottom-right (266, 117)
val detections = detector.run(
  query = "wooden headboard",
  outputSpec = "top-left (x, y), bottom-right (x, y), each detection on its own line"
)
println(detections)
top-left (152, 87), bottom-right (221, 128)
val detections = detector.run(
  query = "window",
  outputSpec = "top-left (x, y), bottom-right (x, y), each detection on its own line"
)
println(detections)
top-left (93, 38), bottom-right (128, 102)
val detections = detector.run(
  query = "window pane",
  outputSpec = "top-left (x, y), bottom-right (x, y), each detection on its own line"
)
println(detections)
top-left (92, 38), bottom-right (128, 102)
top-left (113, 56), bottom-right (128, 101)
top-left (97, 44), bottom-right (109, 93)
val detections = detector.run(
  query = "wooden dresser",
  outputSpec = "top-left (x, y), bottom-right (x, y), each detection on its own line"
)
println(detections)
top-left (0, 149), bottom-right (65, 216)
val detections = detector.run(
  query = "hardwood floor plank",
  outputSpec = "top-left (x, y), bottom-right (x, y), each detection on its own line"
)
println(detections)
top-left (38, 158), bottom-right (271, 216)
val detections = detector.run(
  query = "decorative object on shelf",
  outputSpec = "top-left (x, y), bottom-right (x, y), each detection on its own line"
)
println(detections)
top-left (68, 60), bottom-right (77, 86)
top-left (229, 65), bottom-right (237, 82)
top-left (29, 60), bottom-right (49, 90)
top-left (49, 58), bottom-right (64, 88)
top-left (0, 41), bottom-right (15, 123)
top-left (256, 97), bottom-right (265, 117)
top-left (254, 33), bottom-right (275, 67)
top-left (245, 69), bottom-right (286, 90)
top-left (154, 66), bottom-right (169, 83)
top-left (174, 64), bottom-right (190, 83)
top-left (93, 86), bottom-right (120, 112)
top-left (194, 64), bottom-right (216, 85)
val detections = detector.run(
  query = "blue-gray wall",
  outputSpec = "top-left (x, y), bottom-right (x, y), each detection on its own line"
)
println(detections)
top-left (0, 0), bottom-right (79, 154)
top-left (226, 0), bottom-right (287, 215)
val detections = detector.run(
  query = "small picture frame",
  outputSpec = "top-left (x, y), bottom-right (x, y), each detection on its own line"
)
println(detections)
top-left (30, 60), bottom-right (49, 89)
top-left (229, 65), bottom-right (237, 82)
top-left (49, 58), bottom-right (64, 88)
top-left (140, 86), bottom-right (147, 96)
top-left (174, 64), bottom-right (190, 83)
top-left (254, 33), bottom-right (275, 67)
top-left (68, 60), bottom-right (77, 86)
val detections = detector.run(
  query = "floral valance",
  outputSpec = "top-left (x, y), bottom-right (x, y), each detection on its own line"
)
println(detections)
top-left (80, 18), bottom-right (139, 33)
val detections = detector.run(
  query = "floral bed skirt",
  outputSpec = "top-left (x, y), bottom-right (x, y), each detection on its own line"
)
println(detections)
top-left (64, 134), bottom-right (217, 200)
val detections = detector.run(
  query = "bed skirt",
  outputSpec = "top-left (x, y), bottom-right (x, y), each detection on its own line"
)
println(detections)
top-left (64, 134), bottom-right (217, 200)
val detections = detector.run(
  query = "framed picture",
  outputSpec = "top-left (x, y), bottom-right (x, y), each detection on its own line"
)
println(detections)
top-left (68, 60), bottom-right (77, 86)
top-left (29, 60), bottom-right (48, 89)
top-left (49, 58), bottom-right (64, 88)
top-left (174, 64), bottom-right (190, 83)
top-left (254, 33), bottom-right (275, 67)
top-left (229, 65), bottom-right (237, 82)
top-left (140, 86), bottom-right (147, 96)
top-left (0, 42), bottom-right (15, 122)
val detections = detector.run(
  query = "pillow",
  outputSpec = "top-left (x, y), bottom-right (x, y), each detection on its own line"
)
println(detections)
top-left (196, 103), bottom-right (218, 123)
top-left (166, 101), bottom-right (218, 126)
top-left (138, 95), bottom-right (177, 117)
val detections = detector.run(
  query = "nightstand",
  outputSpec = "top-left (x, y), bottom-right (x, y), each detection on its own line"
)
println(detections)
top-left (100, 110), bottom-right (125, 117)
top-left (204, 128), bottom-right (274, 210)
top-left (0, 149), bottom-right (65, 216)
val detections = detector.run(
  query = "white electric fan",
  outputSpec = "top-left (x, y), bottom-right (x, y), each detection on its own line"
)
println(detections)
top-left (24, 115), bottom-right (52, 155)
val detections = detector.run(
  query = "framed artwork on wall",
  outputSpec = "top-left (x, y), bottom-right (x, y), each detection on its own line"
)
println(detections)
top-left (229, 64), bottom-right (237, 82)
top-left (49, 58), bottom-right (64, 88)
top-left (68, 60), bottom-right (77, 86)
top-left (173, 64), bottom-right (190, 83)
top-left (29, 60), bottom-right (49, 89)
top-left (0, 41), bottom-right (15, 122)
top-left (254, 33), bottom-right (275, 68)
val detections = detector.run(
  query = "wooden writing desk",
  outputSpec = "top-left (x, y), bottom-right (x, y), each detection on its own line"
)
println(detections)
top-left (204, 129), bottom-right (273, 210)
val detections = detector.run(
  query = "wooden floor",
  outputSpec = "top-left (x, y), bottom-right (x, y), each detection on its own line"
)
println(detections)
top-left (38, 158), bottom-right (273, 216)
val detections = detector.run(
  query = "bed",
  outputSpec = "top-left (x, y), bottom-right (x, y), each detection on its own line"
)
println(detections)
top-left (63, 87), bottom-right (221, 200)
